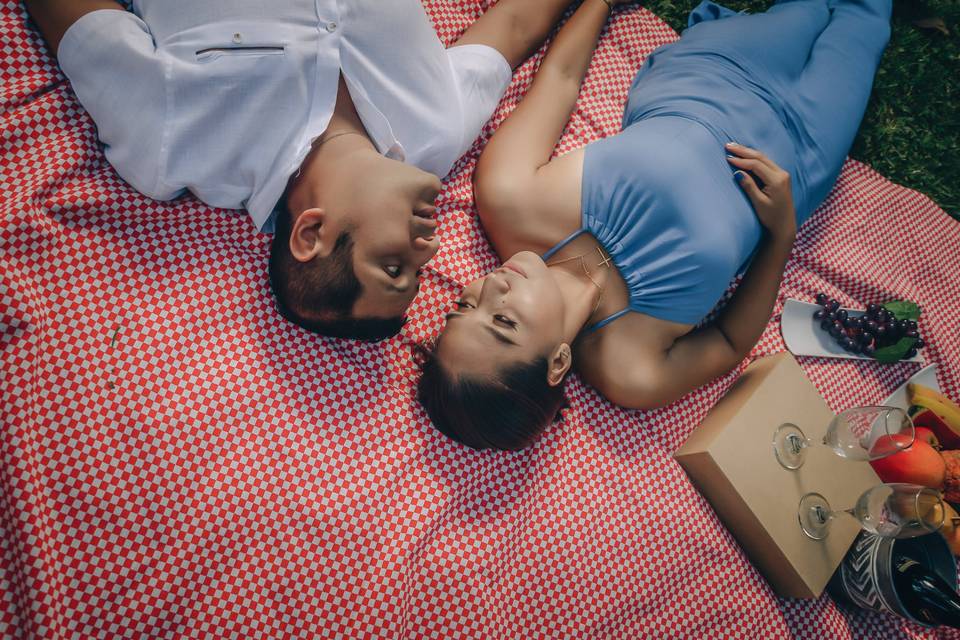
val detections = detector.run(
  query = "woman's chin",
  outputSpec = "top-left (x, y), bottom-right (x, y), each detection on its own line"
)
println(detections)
top-left (507, 250), bottom-right (548, 276)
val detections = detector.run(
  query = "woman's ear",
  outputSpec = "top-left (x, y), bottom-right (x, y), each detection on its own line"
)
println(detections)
top-left (289, 207), bottom-right (336, 262)
top-left (547, 343), bottom-right (572, 387)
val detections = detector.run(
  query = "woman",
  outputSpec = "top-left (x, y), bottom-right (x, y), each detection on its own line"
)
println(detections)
top-left (419, 0), bottom-right (892, 449)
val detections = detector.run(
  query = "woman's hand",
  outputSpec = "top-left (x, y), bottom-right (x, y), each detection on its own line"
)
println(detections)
top-left (725, 142), bottom-right (797, 243)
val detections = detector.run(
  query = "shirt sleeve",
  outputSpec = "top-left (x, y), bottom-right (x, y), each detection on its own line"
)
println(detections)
top-left (57, 9), bottom-right (176, 201)
top-left (445, 43), bottom-right (512, 159)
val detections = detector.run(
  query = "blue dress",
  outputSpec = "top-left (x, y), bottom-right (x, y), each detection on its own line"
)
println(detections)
top-left (544, 0), bottom-right (892, 329)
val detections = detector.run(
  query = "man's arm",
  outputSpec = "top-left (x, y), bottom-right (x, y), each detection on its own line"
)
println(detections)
top-left (23, 0), bottom-right (123, 56)
top-left (602, 145), bottom-right (799, 410)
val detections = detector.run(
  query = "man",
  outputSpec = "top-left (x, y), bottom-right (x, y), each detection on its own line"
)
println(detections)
top-left (24, 0), bottom-right (578, 340)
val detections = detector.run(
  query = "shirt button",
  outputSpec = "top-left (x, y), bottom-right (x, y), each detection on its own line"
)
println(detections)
top-left (325, 21), bottom-right (338, 33)
top-left (232, 32), bottom-right (242, 43)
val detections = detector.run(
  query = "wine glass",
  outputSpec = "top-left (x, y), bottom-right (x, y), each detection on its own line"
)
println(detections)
top-left (798, 483), bottom-right (945, 541)
top-left (773, 406), bottom-right (915, 470)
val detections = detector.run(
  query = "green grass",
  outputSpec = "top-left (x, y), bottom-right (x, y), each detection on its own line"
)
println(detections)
top-left (641, 0), bottom-right (960, 218)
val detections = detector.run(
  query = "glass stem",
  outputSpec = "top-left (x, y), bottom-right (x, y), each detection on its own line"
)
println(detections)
top-left (812, 505), bottom-right (834, 525)
top-left (786, 434), bottom-right (808, 456)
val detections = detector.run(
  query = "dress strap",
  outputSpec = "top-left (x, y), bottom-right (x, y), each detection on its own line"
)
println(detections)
top-left (584, 308), bottom-right (631, 334)
top-left (541, 229), bottom-right (587, 262)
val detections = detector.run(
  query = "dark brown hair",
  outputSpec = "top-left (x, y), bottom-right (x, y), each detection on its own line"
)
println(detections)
top-left (417, 353), bottom-right (566, 450)
top-left (268, 206), bottom-right (404, 341)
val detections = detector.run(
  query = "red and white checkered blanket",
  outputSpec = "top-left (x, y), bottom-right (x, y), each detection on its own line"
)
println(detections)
top-left (3, 1), bottom-right (959, 637)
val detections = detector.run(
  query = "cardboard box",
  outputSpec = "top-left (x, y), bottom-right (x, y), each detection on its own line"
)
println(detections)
top-left (674, 353), bottom-right (881, 599)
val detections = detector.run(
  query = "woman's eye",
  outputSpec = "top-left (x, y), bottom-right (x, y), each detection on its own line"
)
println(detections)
top-left (384, 265), bottom-right (401, 278)
top-left (494, 314), bottom-right (517, 329)
top-left (453, 300), bottom-right (474, 310)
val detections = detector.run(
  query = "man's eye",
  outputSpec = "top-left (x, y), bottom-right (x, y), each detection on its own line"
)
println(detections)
top-left (453, 300), bottom-right (474, 310)
top-left (384, 265), bottom-right (401, 278)
top-left (494, 314), bottom-right (517, 329)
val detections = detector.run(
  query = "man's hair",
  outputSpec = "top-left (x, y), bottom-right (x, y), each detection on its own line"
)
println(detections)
top-left (417, 353), bottom-right (566, 450)
top-left (268, 206), bottom-right (405, 341)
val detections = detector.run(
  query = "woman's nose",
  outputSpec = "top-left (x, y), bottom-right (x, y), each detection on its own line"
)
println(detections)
top-left (485, 273), bottom-right (510, 294)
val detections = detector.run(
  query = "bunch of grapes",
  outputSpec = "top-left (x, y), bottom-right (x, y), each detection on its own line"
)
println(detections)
top-left (812, 293), bottom-right (924, 359)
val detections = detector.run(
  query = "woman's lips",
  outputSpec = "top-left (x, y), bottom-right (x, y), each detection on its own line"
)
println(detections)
top-left (501, 262), bottom-right (527, 278)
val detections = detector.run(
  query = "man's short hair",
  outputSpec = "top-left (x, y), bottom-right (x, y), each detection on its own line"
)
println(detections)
top-left (268, 206), bottom-right (405, 341)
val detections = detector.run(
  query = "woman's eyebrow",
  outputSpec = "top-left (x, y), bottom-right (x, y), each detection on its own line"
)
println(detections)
top-left (486, 326), bottom-right (518, 346)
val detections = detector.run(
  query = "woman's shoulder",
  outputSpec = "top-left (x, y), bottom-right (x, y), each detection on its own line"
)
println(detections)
top-left (477, 147), bottom-right (588, 257)
top-left (574, 312), bottom-right (691, 395)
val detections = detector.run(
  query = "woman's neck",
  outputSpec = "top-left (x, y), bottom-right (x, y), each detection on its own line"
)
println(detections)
top-left (548, 254), bottom-right (613, 340)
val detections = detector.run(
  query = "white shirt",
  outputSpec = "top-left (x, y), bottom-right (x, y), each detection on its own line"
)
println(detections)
top-left (58, 1), bottom-right (512, 231)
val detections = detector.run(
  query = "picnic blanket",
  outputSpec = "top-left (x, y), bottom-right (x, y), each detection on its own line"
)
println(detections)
top-left (3, 0), bottom-right (960, 637)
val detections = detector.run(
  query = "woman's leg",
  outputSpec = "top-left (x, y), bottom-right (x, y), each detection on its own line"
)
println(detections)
top-left (680, 0), bottom-right (831, 79)
top-left (792, 0), bottom-right (892, 210)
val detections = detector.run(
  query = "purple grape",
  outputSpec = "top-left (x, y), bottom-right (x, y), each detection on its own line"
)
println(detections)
top-left (859, 332), bottom-right (874, 345)
top-left (830, 325), bottom-right (843, 338)
top-left (905, 347), bottom-right (918, 359)
top-left (845, 317), bottom-right (862, 330)
top-left (865, 320), bottom-right (878, 333)
top-left (837, 309), bottom-right (848, 322)
top-left (905, 329), bottom-right (919, 338)
top-left (814, 309), bottom-right (826, 321)
top-left (815, 293), bottom-right (828, 306)
top-left (849, 342), bottom-right (862, 354)
top-left (863, 344), bottom-right (876, 357)
top-left (820, 319), bottom-right (832, 331)
top-left (907, 320), bottom-right (918, 330)
top-left (827, 311), bottom-right (837, 321)
top-left (875, 325), bottom-right (888, 338)
top-left (842, 338), bottom-right (856, 351)
top-left (828, 299), bottom-right (840, 312)
top-left (915, 339), bottom-right (925, 349)
top-left (897, 319), bottom-right (910, 333)
top-left (866, 303), bottom-right (880, 316)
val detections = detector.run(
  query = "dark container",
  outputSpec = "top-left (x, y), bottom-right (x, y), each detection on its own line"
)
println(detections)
top-left (829, 531), bottom-right (958, 626)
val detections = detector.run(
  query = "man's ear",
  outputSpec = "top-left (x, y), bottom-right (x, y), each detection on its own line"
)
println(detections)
top-left (547, 343), bottom-right (572, 387)
top-left (289, 207), bottom-right (336, 262)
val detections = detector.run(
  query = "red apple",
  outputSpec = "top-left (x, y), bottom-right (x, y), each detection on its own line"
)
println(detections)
top-left (870, 436), bottom-right (946, 489)
top-left (914, 408), bottom-right (960, 449)
top-left (915, 427), bottom-right (941, 450)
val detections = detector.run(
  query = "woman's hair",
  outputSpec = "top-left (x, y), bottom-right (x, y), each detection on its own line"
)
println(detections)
top-left (417, 351), bottom-right (566, 450)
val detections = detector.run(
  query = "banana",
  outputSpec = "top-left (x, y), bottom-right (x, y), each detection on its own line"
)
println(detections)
top-left (909, 383), bottom-right (960, 433)
top-left (910, 383), bottom-right (960, 407)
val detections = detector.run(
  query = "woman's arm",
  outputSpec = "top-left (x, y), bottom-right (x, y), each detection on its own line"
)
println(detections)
top-left (473, 0), bottom-right (617, 249)
top-left (603, 145), bottom-right (798, 410)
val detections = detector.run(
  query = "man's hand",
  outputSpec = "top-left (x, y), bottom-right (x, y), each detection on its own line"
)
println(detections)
top-left (725, 142), bottom-right (798, 244)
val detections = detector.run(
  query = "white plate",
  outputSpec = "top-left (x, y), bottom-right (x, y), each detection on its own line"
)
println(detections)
top-left (881, 363), bottom-right (941, 410)
top-left (780, 298), bottom-right (923, 363)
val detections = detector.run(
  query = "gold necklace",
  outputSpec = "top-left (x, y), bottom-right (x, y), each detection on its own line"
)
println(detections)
top-left (545, 246), bottom-right (612, 315)
top-left (314, 130), bottom-right (366, 148)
